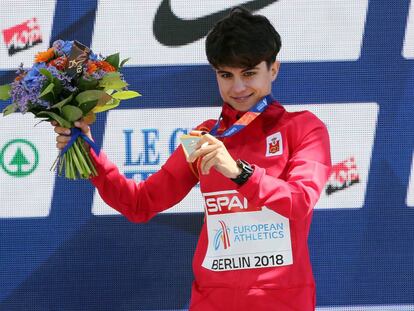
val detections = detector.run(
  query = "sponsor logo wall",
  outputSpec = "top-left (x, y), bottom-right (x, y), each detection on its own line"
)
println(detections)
top-left (92, 0), bottom-right (369, 65)
top-left (0, 1), bottom-right (413, 310)
top-left (285, 103), bottom-right (378, 209)
top-left (407, 154), bottom-right (414, 207)
top-left (0, 114), bottom-right (56, 217)
top-left (0, 0), bottom-right (56, 69)
top-left (403, 0), bottom-right (414, 59)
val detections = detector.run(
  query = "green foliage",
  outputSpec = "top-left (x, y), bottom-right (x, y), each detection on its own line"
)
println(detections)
top-left (120, 57), bottom-right (130, 68)
top-left (78, 77), bottom-right (99, 91)
top-left (93, 98), bottom-right (120, 113)
top-left (98, 72), bottom-right (128, 90)
top-left (37, 111), bottom-right (71, 128)
top-left (0, 84), bottom-right (11, 100)
top-left (1, 42), bottom-right (141, 180)
top-left (2, 103), bottom-right (16, 116)
top-left (62, 105), bottom-right (83, 122)
top-left (39, 68), bottom-right (53, 81)
top-left (52, 77), bottom-right (63, 95)
top-left (112, 90), bottom-right (141, 100)
top-left (39, 83), bottom-right (55, 102)
top-left (76, 90), bottom-right (109, 105)
top-left (105, 53), bottom-right (120, 70)
top-left (79, 100), bottom-right (98, 114)
top-left (51, 94), bottom-right (74, 111)
top-left (76, 90), bottom-right (112, 114)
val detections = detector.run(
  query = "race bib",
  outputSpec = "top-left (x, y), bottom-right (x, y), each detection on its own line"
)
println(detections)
top-left (202, 190), bottom-right (293, 271)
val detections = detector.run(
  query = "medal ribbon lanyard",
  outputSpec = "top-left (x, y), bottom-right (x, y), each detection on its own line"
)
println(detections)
top-left (209, 94), bottom-right (273, 138)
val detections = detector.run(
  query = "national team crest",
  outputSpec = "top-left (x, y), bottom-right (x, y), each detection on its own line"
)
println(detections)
top-left (266, 132), bottom-right (283, 156)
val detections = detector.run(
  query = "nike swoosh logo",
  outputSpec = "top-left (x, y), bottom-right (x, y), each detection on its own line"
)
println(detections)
top-left (153, 0), bottom-right (279, 46)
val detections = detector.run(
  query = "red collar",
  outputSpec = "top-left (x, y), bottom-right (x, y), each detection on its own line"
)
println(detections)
top-left (220, 102), bottom-right (248, 127)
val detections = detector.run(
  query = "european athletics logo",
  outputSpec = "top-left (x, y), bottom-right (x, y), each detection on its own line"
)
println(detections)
top-left (213, 220), bottom-right (231, 250)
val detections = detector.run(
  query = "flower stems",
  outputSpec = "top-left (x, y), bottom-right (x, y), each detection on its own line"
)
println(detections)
top-left (51, 137), bottom-right (98, 179)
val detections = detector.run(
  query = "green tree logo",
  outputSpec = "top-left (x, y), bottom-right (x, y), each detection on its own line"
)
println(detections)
top-left (0, 139), bottom-right (39, 177)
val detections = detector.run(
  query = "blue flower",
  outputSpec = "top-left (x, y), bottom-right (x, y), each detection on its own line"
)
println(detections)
top-left (89, 52), bottom-right (99, 61)
top-left (23, 63), bottom-right (46, 87)
top-left (62, 41), bottom-right (73, 55)
top-left (52, 39), bottom-right (64, 50)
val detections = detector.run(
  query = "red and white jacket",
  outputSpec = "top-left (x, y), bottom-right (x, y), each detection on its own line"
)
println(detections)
top-left (90, 100), bottom-right (331, 311)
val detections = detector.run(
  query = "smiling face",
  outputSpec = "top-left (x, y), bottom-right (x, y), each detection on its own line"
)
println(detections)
top-left (215, 61), bottom-right (280, 111)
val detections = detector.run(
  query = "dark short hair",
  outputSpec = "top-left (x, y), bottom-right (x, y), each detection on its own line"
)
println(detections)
top-left (205, 6), bottom-right (282, 69)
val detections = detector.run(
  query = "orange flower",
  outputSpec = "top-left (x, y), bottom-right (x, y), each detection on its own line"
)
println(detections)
top-left (97, 61), bottom-right (116, 72)
top-left (34, 47), bottom-right (55, 63)
top-left (86, 61), bottom-right (98, 74)
top-left (48, 56), bottom-right (68, 70)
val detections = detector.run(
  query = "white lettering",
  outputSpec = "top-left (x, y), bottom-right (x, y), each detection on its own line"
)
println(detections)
top-left (205, 197), bottom-right (218, 213)
top-left (228, 196), bottom-right (247, 210)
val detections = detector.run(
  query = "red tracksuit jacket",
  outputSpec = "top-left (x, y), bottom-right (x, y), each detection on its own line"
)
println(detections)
top-left (90, 100), bottom-right (331, 311)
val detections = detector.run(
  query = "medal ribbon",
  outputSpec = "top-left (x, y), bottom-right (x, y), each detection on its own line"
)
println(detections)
top-left (209, 94), bottom-right (273, 138)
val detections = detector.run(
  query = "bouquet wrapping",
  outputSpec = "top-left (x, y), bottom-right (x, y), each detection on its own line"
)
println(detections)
top-left (0, 40), bottom-right (140, 179)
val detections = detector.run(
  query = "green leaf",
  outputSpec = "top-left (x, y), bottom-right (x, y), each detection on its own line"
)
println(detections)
top-left (76, 90), bottom-right (112, 114)
top-left (105, 53), bottom-right (120, 70)
top-left (93, 98), bottom-right (120, 113)
top-left (34, 119), bottom-right (49, 127)
top-left (112, 90), bottom-right (141, 100)
top-left (78, 77), bottom-right (98, 91)
top-left (79, 100), bottom-right (98, 114)
top-left (39, 83), bottom-right (55, 101)
top-left (39, 69), bottom-right (62, 95)
top-left (52, 77), bottom-right (63, 95)
top-left (39, 68), bottom-right (53, 81)
top-left (97, 92), bottom-right (113, 105)
top-left (76, 90), bottom-right (109, 105)
top-left (120, 57), bottom-right (130, 68)
top-left (2, 103), bottom-right (16, 116)
top-left (0, 84), bottom-right (11, 100)
top-left (51, 94), bottom-right (74, 111)
top-left (98, 72), bottom-right (127, 90)
top-left (62, 105), bottom-right (83, 122)
top-left (28, 104), bottom-right (45, 115)
top-left (36, 111), bottom-right (71, 128)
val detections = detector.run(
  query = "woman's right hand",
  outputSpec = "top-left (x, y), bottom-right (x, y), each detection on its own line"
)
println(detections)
top-left (52, 119), bottom-right (93, 150)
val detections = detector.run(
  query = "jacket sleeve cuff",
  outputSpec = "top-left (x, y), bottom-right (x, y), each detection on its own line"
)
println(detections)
top-left (88, 148), bottom-right (109, 185)
top-left (236, 165), bottom-right (263, 198)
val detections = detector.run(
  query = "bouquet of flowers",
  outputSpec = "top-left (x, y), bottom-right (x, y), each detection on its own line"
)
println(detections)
top-left (0, 40), bottom-right (140, 179)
